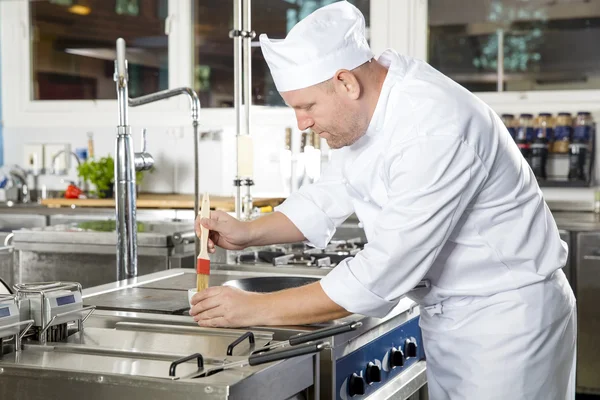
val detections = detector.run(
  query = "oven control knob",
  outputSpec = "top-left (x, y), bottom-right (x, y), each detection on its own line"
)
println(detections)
top-left (405, 338), bottom-right (418, 358)
top-left (365, 362), bottom-right (382, 384)
top-left (390, 347), bottom-right (405, 368)
top-left (348, 373), bottom-right (366, 397)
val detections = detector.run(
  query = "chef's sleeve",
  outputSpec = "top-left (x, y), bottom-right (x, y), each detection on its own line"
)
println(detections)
top-left (275, 151), bottom-right (355, 248)
top-left (319, 135), bottom-right (489, 317)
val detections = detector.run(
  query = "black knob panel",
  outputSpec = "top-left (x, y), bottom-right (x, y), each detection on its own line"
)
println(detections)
top-left (390, 347), bottom-right (405, 368)
top-left (348, 373), bottom-right (366, 397)
top-left (365, 362), bottom-right (381, 384)
top-left (405, 338), bottom-right (418, 358)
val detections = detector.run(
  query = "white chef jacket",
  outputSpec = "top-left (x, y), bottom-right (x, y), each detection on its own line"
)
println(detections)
top-left (276, 49), bottom-right (568, 318)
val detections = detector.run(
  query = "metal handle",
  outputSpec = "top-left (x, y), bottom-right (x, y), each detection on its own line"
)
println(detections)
top-left (18, 319), bottom-right (35, 341)
top-left (169, 353), bottom-right (204, 377)
top-left (584, 255), bottom-right (600, 261)
top-left (249, 341), bottom-right (326, 366)
top-left (40, 305), bottom-right (96, 337)
top-left (227, 331), bottom-right (255, 356)
top-left (288, 321), bottom-right (361, 346)
top-left (0, 319), bottom-right (34, 338)
top-left (4, 233), bottom-right (14, 247)
top-left (141, 128), bottom-right (148, 153)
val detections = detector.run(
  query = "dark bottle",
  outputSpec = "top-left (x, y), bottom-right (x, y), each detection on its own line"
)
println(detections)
top-left (531, 113), bottom-right (552, 180)
top-left (568, 112), bottom-right (594, 181)
top-left (501, 113), bottom-right (517, 140)
top-left (516, 114), bottom-right (534, 163)
top-left (553, 112), bottom-right (573, 154)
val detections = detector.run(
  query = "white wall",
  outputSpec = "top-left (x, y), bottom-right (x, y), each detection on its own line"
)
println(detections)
top-left (2, 107), bottom-right (314, 197)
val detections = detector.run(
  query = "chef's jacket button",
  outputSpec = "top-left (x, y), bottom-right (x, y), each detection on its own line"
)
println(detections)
top-left (363, 196), bottom-right (370, 202)
top-left (358, 222), bottom-right (364, 228)
top-left (341, 178), bottom-right (347, 184)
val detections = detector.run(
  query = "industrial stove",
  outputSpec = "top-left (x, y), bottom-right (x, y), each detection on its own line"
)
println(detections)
top-left (81, 266), bottom-right (427, 399)
top-left (0, 264), bottom-right (426, 399)
top-left (216, 238), bottom-right (367, 268)
top-left (0, 280), bottom-right (322, 400)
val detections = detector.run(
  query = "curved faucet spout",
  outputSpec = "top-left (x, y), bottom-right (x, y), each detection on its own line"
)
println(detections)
top-left (128, 87), bottom-right (200, 122)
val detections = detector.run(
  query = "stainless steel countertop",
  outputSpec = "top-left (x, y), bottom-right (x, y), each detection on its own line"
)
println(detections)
top-left (0, 202), bottom-right (197, 220)
top-left (82, 267), bottom-right (419, 349)
top-left (553, 212), bottom-right (600, 232)
top-left (12, 220), bottom-right (195, 248)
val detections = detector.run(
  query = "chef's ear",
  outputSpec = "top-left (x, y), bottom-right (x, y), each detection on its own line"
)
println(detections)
top-left (333, 69), bottom-right (361, 100)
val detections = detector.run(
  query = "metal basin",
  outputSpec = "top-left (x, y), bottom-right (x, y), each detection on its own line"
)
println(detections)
top-left (223, 276), bottom-right (319, 293)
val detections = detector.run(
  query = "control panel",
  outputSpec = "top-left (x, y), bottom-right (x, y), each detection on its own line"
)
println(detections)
top-left (336, 316), bottom-right (424, 399)
top-left (27, 290), bottom-right (83, 326)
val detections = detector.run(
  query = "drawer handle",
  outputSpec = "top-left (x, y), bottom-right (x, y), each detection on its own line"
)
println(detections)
top-left (584, 255), bottom-right (600, 261)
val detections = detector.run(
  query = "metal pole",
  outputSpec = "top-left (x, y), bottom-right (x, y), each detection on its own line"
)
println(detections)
top-left (243, 0), bottom-right (251, 137)
top-left (115, 39), bottom-right (137, 280)
top-left (497, 29), bottom-right (504, 92)
top-left (233, 0), bottom-right (243, 219)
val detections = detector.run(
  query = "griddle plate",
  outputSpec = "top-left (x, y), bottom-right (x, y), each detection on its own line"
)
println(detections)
top-left (139, 274), bottom-right (196, 290)
top-left (85, 288), bottom-right (190, 314)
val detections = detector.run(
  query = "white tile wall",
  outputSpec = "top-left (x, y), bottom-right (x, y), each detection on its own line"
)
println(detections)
top-left (2, 107), bottom-right (320, 198)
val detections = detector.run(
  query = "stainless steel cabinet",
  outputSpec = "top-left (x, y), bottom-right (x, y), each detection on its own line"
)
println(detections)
top-left (575, 232), bottom-right (600, 394)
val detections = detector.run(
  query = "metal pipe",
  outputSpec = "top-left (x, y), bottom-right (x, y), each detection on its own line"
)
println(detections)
top-left (233, 0), bottom-right (243, 219)
top-left (129, 88), bottom-right (200, 122)
top-left (114, 38), bottom-right (202, 278)
top-left (129, 88), bottom-right (200, 259)
top-left (242, 0), bottom-right (251, 137)
top-left (242, 0), bottom-right (254, 221)
top-left (497, 28), bottom-right (504, 92)
top-left (193, 121), bottom-right (200, 259)
top-left (115, 39), bottom-right (136, 280)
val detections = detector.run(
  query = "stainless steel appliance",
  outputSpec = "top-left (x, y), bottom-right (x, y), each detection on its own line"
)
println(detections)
top-left (575, 231), bottom-right (600, 394)
top-left (81, 267), bottom-right (427, 400)
top-left (11, 221), bottom-right (196, 288)
top-left (0, 288), bottom-right (320, 400)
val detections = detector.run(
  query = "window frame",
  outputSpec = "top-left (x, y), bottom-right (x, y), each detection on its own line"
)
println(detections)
top-left (1, 0), bottom-right (391, 128)
top-left (1, 0), bottom-right (193, 128)
top-left (389, 0), bottom-right (600, 110)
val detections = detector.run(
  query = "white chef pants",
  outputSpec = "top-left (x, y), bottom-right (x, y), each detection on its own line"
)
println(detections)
top-left (419, 270), bottom-right (576, 400)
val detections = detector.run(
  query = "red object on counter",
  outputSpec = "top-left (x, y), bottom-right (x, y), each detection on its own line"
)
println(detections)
top-left (65, 184), bottom-right (83, 199)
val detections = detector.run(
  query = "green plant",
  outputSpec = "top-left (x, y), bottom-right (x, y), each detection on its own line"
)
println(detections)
top-left (77, 155), bottom-right (152, 198)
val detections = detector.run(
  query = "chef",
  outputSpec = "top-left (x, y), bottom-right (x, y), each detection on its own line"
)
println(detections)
top-left (190, 1), bottom-right (576, 399)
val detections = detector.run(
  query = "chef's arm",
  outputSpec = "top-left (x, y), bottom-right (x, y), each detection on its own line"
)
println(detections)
top-left (261, 282), bottom-right (351, 325)
top-left (248, 211), bottom-right (306, 246)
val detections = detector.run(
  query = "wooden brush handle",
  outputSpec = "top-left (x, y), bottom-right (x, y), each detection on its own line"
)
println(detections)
top-left (199, 193), bottom-right (210, 259)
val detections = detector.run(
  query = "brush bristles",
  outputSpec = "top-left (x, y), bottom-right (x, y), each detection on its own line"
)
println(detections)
top-left (197, 273), bottom-right (209, 291)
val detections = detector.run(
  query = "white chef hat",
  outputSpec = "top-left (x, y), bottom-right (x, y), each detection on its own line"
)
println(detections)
top-left (259, 1), bottom-right (373, 92)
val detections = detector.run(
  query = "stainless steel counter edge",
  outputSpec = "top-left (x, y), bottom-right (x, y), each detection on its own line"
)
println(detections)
top-left (365, 361), bottom-right (427, 400)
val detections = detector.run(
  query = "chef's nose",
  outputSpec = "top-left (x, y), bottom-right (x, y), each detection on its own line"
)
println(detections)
top-left (295, 112), bottom-right (314, 131)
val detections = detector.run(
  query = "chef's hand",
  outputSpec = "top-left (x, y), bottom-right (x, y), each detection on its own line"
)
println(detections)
top-left (189, 286), bottom-right (264, 328)
top-left (195, 210), bottom-right (253, 253)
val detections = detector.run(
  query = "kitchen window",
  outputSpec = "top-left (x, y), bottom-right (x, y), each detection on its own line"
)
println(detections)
top-left (428, 0), bottom-right (600, 92)
top-left (192, 0), bottom-right (371, 108)
top-left (30, 0), bottom-right (170, 100)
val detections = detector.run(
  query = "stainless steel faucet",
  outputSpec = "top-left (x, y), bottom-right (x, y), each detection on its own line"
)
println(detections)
top-left (51, 150), bottom-right (84, 188)
top-left (114, 38), bottom-right (201, 281)
top-left (51, 150), bottom-right (82, 175)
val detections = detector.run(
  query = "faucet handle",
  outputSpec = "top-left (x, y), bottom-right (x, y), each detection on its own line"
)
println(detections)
top-left (141, 128), bottom-right (148, 153)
